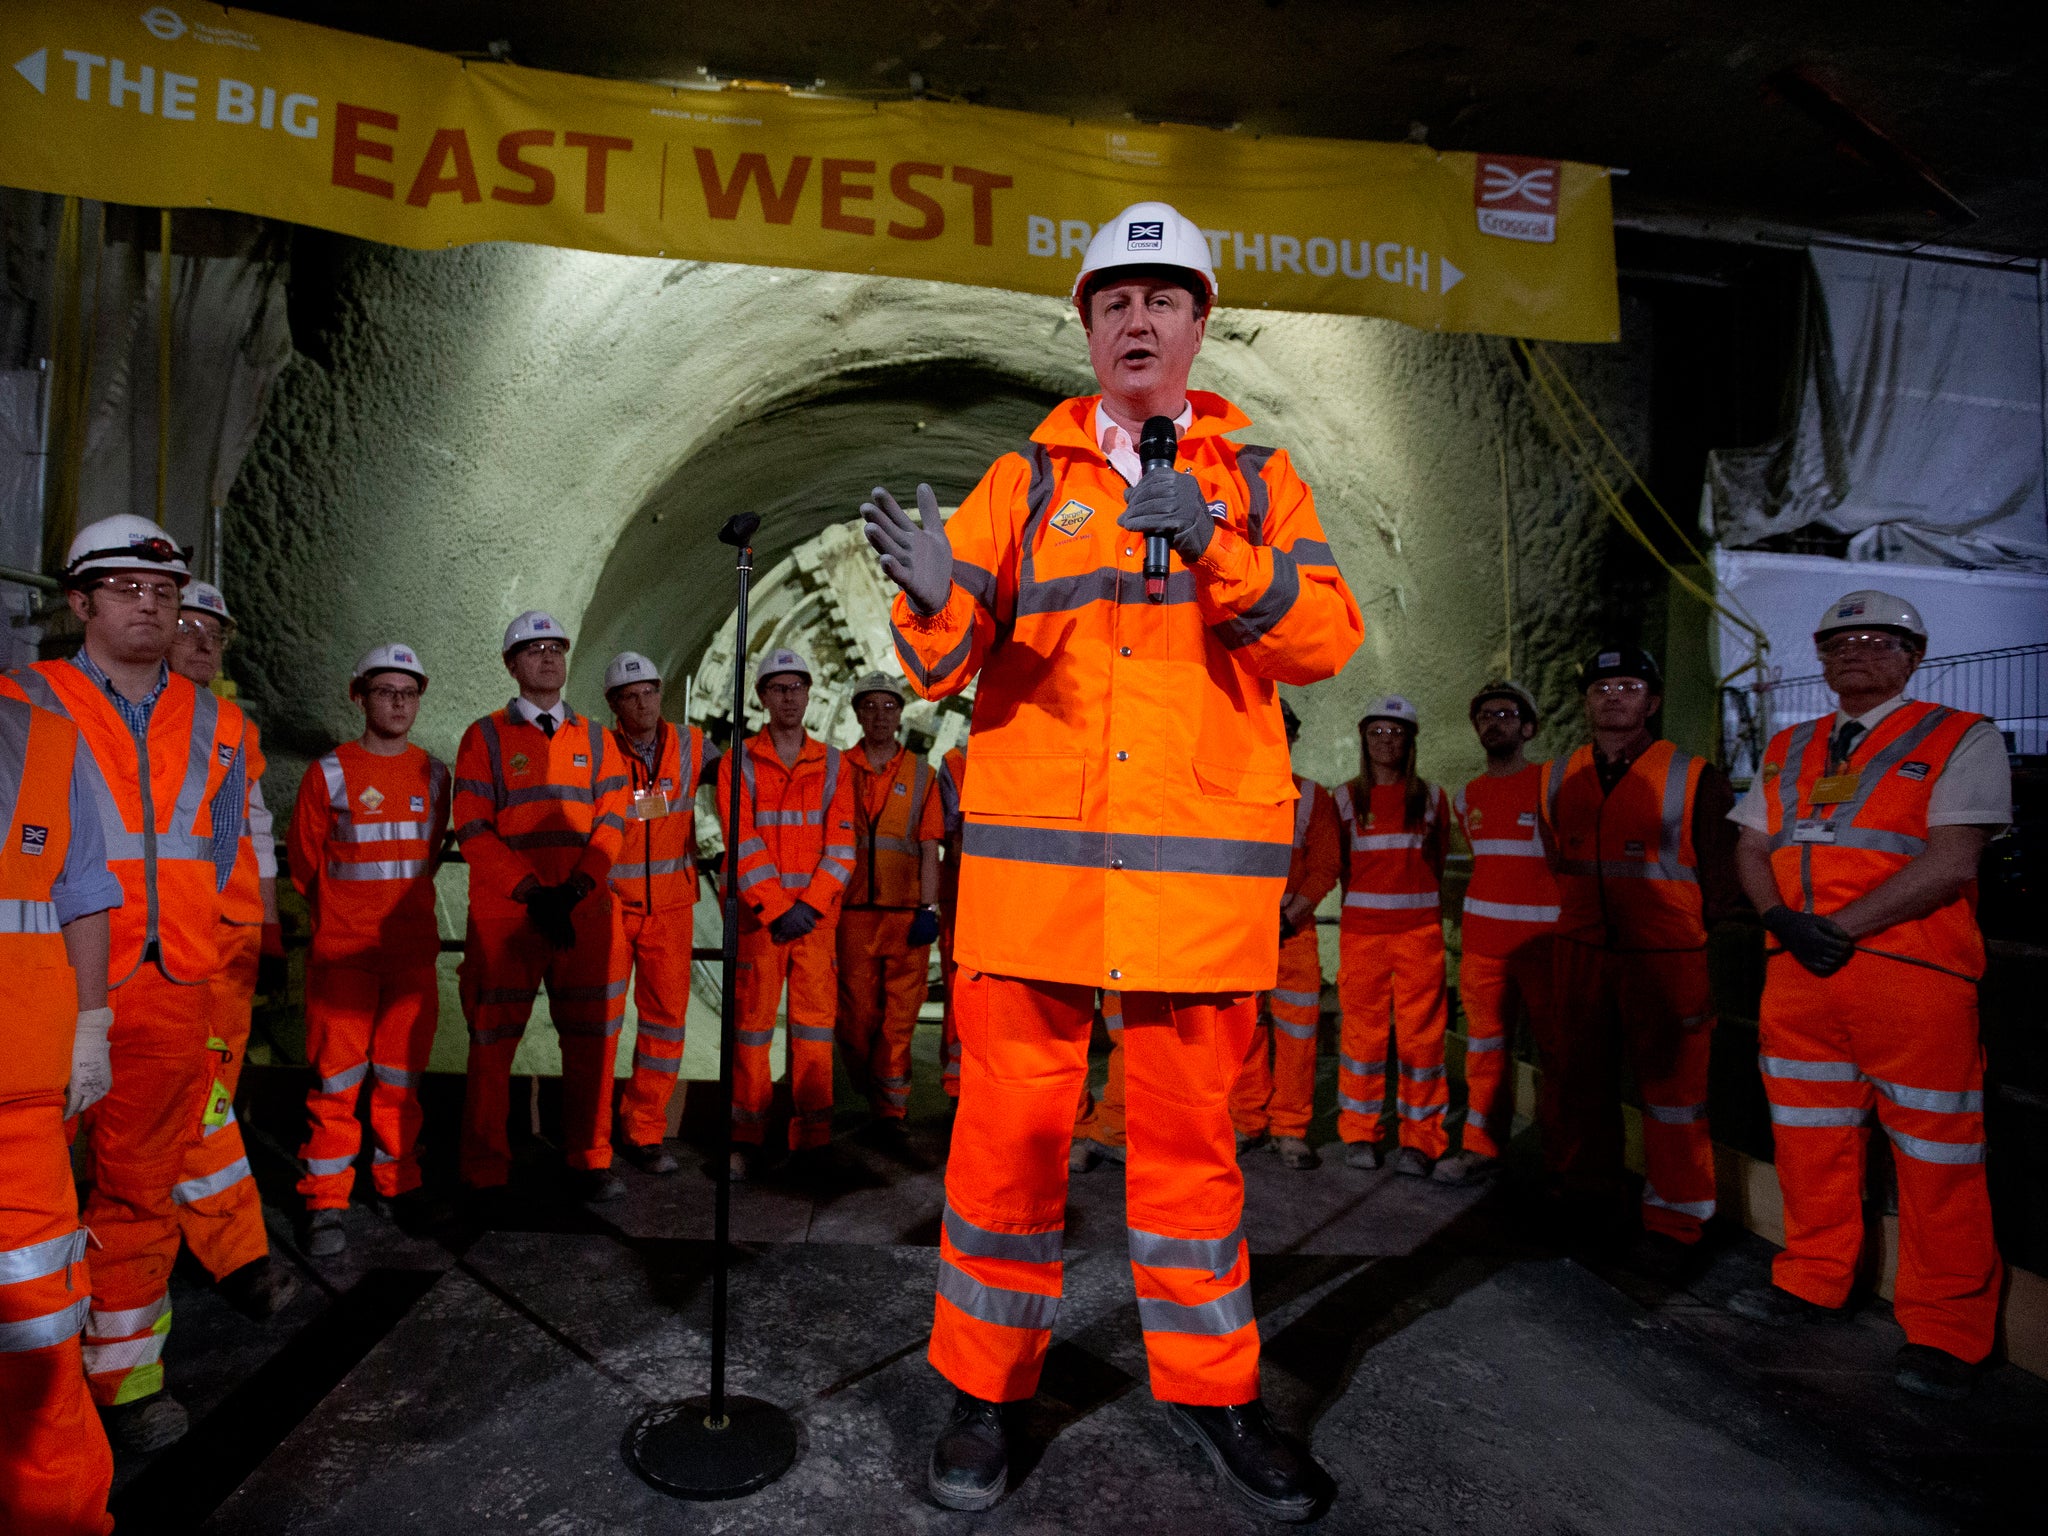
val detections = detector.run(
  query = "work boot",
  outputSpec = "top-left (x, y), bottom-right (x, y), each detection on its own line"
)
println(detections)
top-left (1272, 1136), bottom-right (1321, 1171)
top-left (301, 1208), bottom-right (347, 1258)
top-left (574, 1168), bottom-right (628, 1203)
top-left (620, 1141), bottom-right (680, 1176)
top-left (1895, 1343), bottom-right (1977, 1402)
top-left (217, 1256), bottom-right (302, 1321)
top-left (1388, 1146), bottom-right (1433, 1179)
top-left (1431, 1150), bottom-right (1499, 1186)
top-left (1726, 1283), bottom-right (1849, 1327)
top-left (101, 1393), bottom-right (189, 1455)
top-left (726, 1148), bottom-right (751, 1183)
top-left (1343, 1141), bottom-right (1382, 1171)
top-left (1235, 1129), bottom-right (1268, 1155)
top-left (928, 1390), bottom-right (1008, 1512)
top-left (1165, 1400), bottom-right (1330, 1523)
top-left (1623, 1231), bottom-right (1698, 1285)
top-left (385, 1185), bottom-right (457, 1235)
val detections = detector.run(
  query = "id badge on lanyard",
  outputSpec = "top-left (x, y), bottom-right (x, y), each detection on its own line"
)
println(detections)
top-left (1792, 817), bottom-right (1839, 845)
top-left (632, 790), bottom-right (669, 822)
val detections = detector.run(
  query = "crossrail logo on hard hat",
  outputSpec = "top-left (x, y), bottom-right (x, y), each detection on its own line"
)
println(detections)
top-left (1126, 220), bottom-right (1164, 251)
top-left (1475, 154), bottom-right (1562, 244)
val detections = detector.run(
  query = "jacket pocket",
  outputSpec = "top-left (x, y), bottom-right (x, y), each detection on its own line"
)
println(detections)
top-left (959, 753), bottom-right (1086, 820)
top-left (1192, 757), bottom-right (1298, 806)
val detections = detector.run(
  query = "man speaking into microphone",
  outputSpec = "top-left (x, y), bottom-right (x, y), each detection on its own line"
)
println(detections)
top-left (861, 202), bottom-right (1362, 1519)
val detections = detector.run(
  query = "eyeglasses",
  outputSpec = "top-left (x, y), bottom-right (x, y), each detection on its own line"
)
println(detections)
top-left (518, 640), bottom-right (568, 658)
top-left (1474, 707), bottom-right (1525, 723)
top-left (92, 576), bottom-right (180, 606)
top-left (1589, 679), bottom-right (1648, 696)
top-left (176, 615), bottom-right (230, 649)
top-left (1363, 724), bottom-right (1408, 739)
top-left (365, 686), bottom-right (420, 704)
top-left (760, 682), bottom-right (808, 699)
top-left (1819, 632), bottom-right (1905, 657)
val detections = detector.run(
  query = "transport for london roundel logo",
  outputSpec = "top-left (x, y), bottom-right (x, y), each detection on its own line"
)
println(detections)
top-left (141, 8), bottom-right (187, 41)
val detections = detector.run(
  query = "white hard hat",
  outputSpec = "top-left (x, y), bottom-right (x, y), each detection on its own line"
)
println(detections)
top-left (352, 642), bottom-right (428, 687)
top-left (1815, 589), bottom-right (1927, 646)
top-left (604, 651), bottom-right (662, 693)
top-left (1072, 201), bottom-right (1218, 313)
top-left (64, 514), bottom-right (190, 588)
top-left (180, 580), bottom-right (231, 623)
top-left (849, 670), bottom-right (905, 705)
top-left (754, 646), bottom-right (813, 691)
top-left (1362, 694), bottom-right (1422, 731)
top-left (502, 610), bottom-right (568, 655)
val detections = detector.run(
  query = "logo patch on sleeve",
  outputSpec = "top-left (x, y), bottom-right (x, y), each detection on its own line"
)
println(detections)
top-left (1048, 499), bottom-right (1095, 537)
top-left (410, 795), bottom-right (427, 812)
top-left (572, 753), bottom-right (589, 767)
top-left (1518, 811), bottom-right (1537, 827)
top-left (19, 824), bottom-right (48, 855)
top-left (1206, 499), bottom-right (1229, 522)
top-left (217, 742), bottom-right (235, 766)
top-left (1897, 760), bottom-right (1931, 781)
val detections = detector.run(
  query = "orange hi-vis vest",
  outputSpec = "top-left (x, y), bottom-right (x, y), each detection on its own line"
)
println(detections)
top-left (292, 742), bottom-right (449, 968)
top-left (1334, 779), bottom-right (1449, 935)
top-left (221, 720), bottom-right (268, 926)
top-left (14, 659), bottom-right (243, 986)
top-left (718, 730), bottom-right (857, 927)
top-left (0, 691), bottom-right (82, 1097)
top-left (609, 721), bottom-right (703, 915)
top-left (1285, 774), bottom-right (1341, 908)
top-left (452, 704), bottom-right (628, 917)
top-left (1541, 739), bottom-right (1706, 953)
top-left (1762, 700), bottom-right (1987, 980)
top-left (1455, 765), bottom-right (1562, 956)
top-left (846, 744), bottom-right (942, 910)
top-left (888, 391), bottom-right (1364, 992)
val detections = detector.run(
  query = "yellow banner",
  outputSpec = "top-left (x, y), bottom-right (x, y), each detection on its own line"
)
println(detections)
top-left (0, 3), bottom-right (1619, 341)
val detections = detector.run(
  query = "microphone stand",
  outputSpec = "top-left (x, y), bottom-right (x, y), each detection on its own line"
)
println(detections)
top-left (624, 512), bottom-right (798, 1500)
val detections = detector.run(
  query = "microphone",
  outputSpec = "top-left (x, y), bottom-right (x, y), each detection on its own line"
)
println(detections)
top-left (1138, 415), bottom-right (1178, 604)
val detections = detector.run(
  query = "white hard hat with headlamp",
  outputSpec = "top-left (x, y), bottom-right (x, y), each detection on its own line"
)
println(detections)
top-left (1363, 694), bottom-right (1422, 731)
top-left (1072, 201), bottom-right (1218, 314)
top-left (604, 651), bottom-right (662, 694)
top-left (502, 610), bottom-right (568, 655)
top-left (64, 514), bottom-right (191, 588)
top-left (353, 642), bottom-right (428, 689)
top-left (1815, 590), bottom-right (1927, 647)
top-left (754, 646), bottom-right (813, 691)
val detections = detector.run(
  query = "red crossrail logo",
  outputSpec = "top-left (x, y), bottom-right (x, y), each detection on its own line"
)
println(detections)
top-left (1474, 155), bottom-right (1561, 243)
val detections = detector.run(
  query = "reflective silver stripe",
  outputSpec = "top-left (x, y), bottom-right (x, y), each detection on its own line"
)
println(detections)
top-left (953, 559), bottom-right (998, 612)
top-left (504, 783), bottom-right (593, 807)
top-left (936, 1255), bottom-right (1060, 1330)
top-left (0, 1297), bottom-right (90, 1353)
top-left (1237, 444), bottom-right (1275, 542)
top-left (1135, 1282), bottom-right (1255, 1337)
top-left (823, 843), bottom-right (857, 860)
top-left (1760, 1056), bottom-right (1862, 1082)
top-left (1339, 1055), bottom-right (1383, 1078)
top-left (1645, 1101), bottom-right (1707, 1124)
top-left (503, 830), bottom-right (589, 851)
top-left (372, 1064), bottom-right (422, 1088)
top-left (1344, 890), bottom-right (1437, 910)
top-left (1396, 1100), bottom-right (1446, 1120)
top-left (1468, 838), bottom-right (1545, 858)
top-left (895, 624), bottom-right (976, 690)
top-left (1017, 565), bottom-right (1199, 616)
top-left (1870, 1078), bottom-right (1983, 1115)
top-left (1337, 1092), bottom-right (1380, 1116)
top-left (320, 1062), bottom-right (370, 1094)
top-left (1354, 832), bottom-right (1426, 852)
top-left (1286, 538), bottom-right (1336, 567)
top-left (1399, 1062), bottom-right (1445, 1082)
top-left (790, 1023), bottom-right (835, 1043)
top-left (1642, 1185), bottom-right (1714, 1219)
top-left (822, 747), bottom-right (841, 822)
top-left (1884, 1126), bottom-right (1985, 1165)
top-left (735, 837), bottom-right (766, 858)
top-left (1269, 987), bottom-right (1319, 1009)
top-left (1768, 718), bottom-right (1821, 855)
top-left (551, 979), bottom-right (629, 1002)
top-left (1463, 1033), bottom-right (1506, 1053)
top-left (612, 857), bottom-right (692, 880)
top-left (1288, 777), bottom-right (1316, 851)
top-left (1462, 896), bottom-right (1560, 923)
top-left (944, 1203), bottom-right (1063, 1264)
top-left (1769, 1104), bottom-right (1869, 1128)
top-left (1465, 1109), bottom-right (1491, 1131)
top-left (1211, 547), bottom-right (1302, 649)
top-left (755, 811), bottom-right (807, 826)
top-left (173, 1157), bottom-right (252, 1205)
top-left (81, 1329), bottom-right (166, 1373)
top-left (966, 823), bottom-right (1290, 879)
top-left (1127, 1226), bottom-right (1241, 1279)
top-left (636, 1021), bottom-right (687, 1043)
top-left (633, 1050), bottom-right (683, 1076)
top-left (304, 1155), bottom-right (356, 1175)
top-left (871, 834), bottom-right (921, 855)
top-left (1271, 1017), bottom-right (1316, 1041)
top-left (1656, 747), bottom-right (1694, 878)
top-left (454, 776), bottom-right (495, 800)
top-left (373, 1148), bottom-right (397, 1165)
top-left (0, 900), bottom-right (60, 934)
top-left (327, 858), bottom-right (428, 881)
top-left (0, 1228), bottom-right (87, 1285)
top-left (778, 871), bottom-right (812, 888)
top-left (89, 1295), bottom-right (168, 1336)
top-left (738, 865), bottom-right (776, 892)
top-left (735, 1028), bottom-right (775, 1047)
top-left (329, 818), bottom-right (435, 844)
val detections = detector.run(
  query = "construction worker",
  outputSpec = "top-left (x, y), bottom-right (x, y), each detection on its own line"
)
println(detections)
top-left (935, 739), bottom-right (968, 1101)
top-left (1443, 680), bottom-right (1560, 1186)
top-left (717, 647), bottom-right (857, 1180)
top-left (1334, 696), bottom-right (1454, 1177)
top-left (453, 612), bottom-right (631, 1203)
top-left (1229, 700), bottom-right (1339, 1170)
top-left (0, 677), bottom-right (120, 1535)
top-left (603, 651), bottom-right (706, 1175)
top-left (1538, 646), bottom-right (1739, 1278)
top-left (862, 200), bottom-right (1360, 1519)
top-left (837, 671), bottom-right (944, 1145)
top-left (163, 581), bottom-right (299, 1316)
top-left (1724, 592), bottom-right (2009, 1402)
top-left (8, 515), bottom-right (254, 1452)
top-left (290, 644), bottom-right (450, 1256)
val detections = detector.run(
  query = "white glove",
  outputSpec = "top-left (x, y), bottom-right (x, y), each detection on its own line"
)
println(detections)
top-left (66, 1006), bottom-right (114, 1119)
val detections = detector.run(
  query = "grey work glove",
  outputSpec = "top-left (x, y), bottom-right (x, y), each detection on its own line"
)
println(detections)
top-left (66, 1006), bottom-right (114, 1120)
top-left (769, 900), bottom-right (821, 944)
top-left (1117, 468), bottom-right (1214, 564)
top-left (1761, 905), bottom-right (1855, 977)
top-left (860, 484), bottom-right (953, 615)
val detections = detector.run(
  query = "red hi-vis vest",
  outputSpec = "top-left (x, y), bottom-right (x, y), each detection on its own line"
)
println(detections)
top-left (847, 745), bottom-right (943, 910)
top-left (221, 720), bottom-right (268, 926)
top-left (14, 659), bottom-right (243, 986)
top-left (609, 721), bottom-right (703, 915)
top-left (1762, 700), bottom-right (1987, 980)
top-left (717, 731), bottom-right (857, 927)
top-left (1541, 739), bottom-right (1705, 952)
top-left (291, 742), bottom-right (448, 969)
top-left (0, 691), bottom-right (82, 1097)
top-left (452, 705), bottom-right (629, 917)
top-left (1334, 779), bottom-right (1449, 935)
top-left (1455, 765), bottom-right (1561, 957)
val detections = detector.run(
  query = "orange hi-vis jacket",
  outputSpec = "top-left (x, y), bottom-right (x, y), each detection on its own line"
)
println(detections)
top-left (608, 721), bottom-right (704, 915)
top-left (890, 392), bottom-right (1363, 992)
top-left (717, 730), bottom-right (857, 927)
top-left (1334, 779), bottom-right (1449, 936)
top-left (15, 660), bottom-right (244, 986)
top-left (220, 721), bottom-right (270, 926)
top-left (1285, 774), bottom-right (1341, 909)
top-left (453, 705), bottom-right (628, 915)
top-left (0, 691), bottom-right (81, 1098)
top-left (1761, 701), bottom-right (1987, 980)
top-left (1541, 740), bottom-right (1706, 953)
top-left (1455, 765), bottom-right (1562, 956)
top-left (846, 744), bottom-right (944, 910)
top-left (290, 742), bottom-right (450, 969)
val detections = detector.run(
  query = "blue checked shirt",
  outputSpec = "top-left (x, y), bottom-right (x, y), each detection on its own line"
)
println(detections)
top-left (70, 650), bottom-right (243, 892)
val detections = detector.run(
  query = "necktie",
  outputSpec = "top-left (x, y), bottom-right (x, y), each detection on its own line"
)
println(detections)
top-left (536, 712), bottom-right (556, 740)
top-left (1829, 719), bottom-right (1864, 772)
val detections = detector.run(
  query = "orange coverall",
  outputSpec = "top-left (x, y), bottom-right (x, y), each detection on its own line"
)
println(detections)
top-left (936, 745), bottom-right (967, 1098)
top-left (291, 742), bottom-right (450, 1208)
top-left (837, 744), bottom-right (944, 1120)
top-left (1756, 702), bottom-right (2002, 1361)
top-left (609, 721), bottom-right (705, 1148)
top-left (454, 705), bottom-right (628, 1186)
top-left (718, 730), bottom-right (857, 1150)
top-left (893, 389), bottom-right (1361, 1406)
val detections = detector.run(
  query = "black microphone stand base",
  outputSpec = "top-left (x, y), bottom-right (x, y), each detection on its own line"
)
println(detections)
top-left (624, 1394), bottom-right (798, 1501)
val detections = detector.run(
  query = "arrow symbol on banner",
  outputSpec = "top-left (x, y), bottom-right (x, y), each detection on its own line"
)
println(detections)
top-left (14, 47), bottom-right (47, 93)
top-left (1439, 257), bottom-right (1464, 295)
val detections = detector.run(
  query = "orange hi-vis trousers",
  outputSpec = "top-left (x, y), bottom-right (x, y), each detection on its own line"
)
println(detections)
top-left (1337, 925), bottom-right (1450, 1156)
top-left (1231, 927), bottom-right (1321, 1140)
top-left (298, 962), bottom-right (440, 1210)
top-left (614, 907), bottom-right (695, 1148)
top-left (173, 923), bottom-right (269, 1280)
top-left (1455, 937), bottom-right (1554, 1160)
top-left (79, 966), bottom-right (212, 1406)
top-left (459, 895), bottom-right (625, 1187)
top-left (1760, 955), bottom-right (2000, 1362)
top-left (937, 974), bottom-right (1260, 1407)
top-left (1072, 992), bottom-right (1126, 1151)
top-left (733, 921), bottom-right (837, 1151)
top-left (1, 1093), bottom-right (113, 1536)
top-left (1545, 940), bottom-right (1717, 1242)
top-left (836, 909), bottom-right (931, 1121)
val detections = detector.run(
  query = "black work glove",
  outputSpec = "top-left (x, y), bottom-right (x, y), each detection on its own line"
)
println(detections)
top-left (907, 906), bottom-right (941, 946)
top-left (1761, 905), bottom-right (1855, 977)
top-left (1117, 468), bottom-right (1215, 564)
top-left (524, 885), bottom-right (578, 951)
top-left (769, 900), bottom-right (821, 944)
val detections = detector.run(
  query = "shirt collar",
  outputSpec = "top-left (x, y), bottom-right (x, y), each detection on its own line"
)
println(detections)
top-left (508, 695), bottom-right (569, 728)
top-left (1834, 695), bottom-right (1909, 732)
top-left (1093, 400), bottom-right (1194, 488)
top-left (73, 648), bottom-right (169, 707)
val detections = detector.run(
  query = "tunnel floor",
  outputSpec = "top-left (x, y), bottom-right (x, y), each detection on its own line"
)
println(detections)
top-left (112, 1033), bottom-right (2041, 1535)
